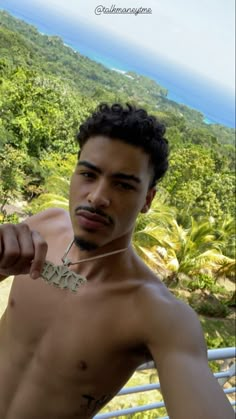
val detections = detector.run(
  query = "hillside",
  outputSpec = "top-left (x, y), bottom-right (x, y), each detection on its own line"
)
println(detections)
top-left (0, 9), bottom-right (235, 146)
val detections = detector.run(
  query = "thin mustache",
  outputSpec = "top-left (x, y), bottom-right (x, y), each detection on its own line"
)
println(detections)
top-left (75, 206), bottom-right (114, 225)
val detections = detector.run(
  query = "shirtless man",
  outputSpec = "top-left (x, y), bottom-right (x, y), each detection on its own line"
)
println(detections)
top-left (0, 103), bottom-right (234, 419)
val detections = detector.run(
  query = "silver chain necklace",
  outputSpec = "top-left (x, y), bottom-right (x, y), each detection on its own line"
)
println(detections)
top-left (41, 239), bottom-right (128, 293)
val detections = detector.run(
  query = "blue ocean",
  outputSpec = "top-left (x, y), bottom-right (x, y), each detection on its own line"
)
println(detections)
top-left (0, 0), bottom-right (235, 128)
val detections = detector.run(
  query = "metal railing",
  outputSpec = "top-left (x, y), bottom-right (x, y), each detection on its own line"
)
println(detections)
top-left (94, 347), bottom-right (236, 419)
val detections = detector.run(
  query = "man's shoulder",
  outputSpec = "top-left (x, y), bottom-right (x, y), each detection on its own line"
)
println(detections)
top-left (135, 276), bottom-right (203, 350)
top-left (133, 258), bottom-right (175, 308)
top-left (136, 275), bottom-right (183, 318)
top-left (24, 207), bottom-right (71, 236)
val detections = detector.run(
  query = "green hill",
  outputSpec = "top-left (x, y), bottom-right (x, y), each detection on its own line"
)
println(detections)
top-left (0, 9), bottom-right (235, 145)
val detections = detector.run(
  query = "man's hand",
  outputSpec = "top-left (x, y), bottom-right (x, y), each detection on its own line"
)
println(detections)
top-left (0, 223), bottom-right (48, 280)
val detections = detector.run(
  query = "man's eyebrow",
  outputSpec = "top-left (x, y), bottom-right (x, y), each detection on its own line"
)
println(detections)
top-left (78, 161), bottom-right (141, 184)
top-left (78, 161), bottom-right (102, 174)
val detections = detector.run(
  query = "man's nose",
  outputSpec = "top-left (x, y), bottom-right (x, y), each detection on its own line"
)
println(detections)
top-left (87, 180), bottom-right (111, 208)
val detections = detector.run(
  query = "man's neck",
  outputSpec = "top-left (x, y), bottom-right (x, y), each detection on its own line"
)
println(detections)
top-left (67, 238), bottom-right (133, 281)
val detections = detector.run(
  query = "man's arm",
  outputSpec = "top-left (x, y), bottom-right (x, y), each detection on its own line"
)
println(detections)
top-left (142, 290), bottom-right (234, 419)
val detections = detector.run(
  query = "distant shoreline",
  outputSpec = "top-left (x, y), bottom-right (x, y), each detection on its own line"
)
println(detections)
top-left (0, 6), bottom-right (235, 128)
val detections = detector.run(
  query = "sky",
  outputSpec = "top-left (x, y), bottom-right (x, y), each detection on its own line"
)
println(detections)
top-left (1, 0), bottom-right (234, 95)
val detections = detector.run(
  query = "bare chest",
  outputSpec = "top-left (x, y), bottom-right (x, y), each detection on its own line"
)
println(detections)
top-left (4, 276), bottom-right (147, 395)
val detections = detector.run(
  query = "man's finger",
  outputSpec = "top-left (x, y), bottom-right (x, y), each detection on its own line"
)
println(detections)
top-left (16, 223), bottom-right (35, 267)
top-left (0, 225), bottom-right (21, 268)
top-left (30, 231), bottom-right (48, 279)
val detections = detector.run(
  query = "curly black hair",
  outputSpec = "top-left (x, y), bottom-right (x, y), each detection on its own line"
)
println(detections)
top-left (76, 103), bottom-right (169, 187)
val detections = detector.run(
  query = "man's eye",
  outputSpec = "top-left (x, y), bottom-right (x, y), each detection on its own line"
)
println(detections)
top-left (116, 182), bottom-right (134, 190)
top-left (80, 172), bottom-right (95, 178)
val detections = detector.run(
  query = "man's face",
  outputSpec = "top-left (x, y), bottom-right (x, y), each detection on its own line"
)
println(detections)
top-left (69, 136), bottom-right (156, 250)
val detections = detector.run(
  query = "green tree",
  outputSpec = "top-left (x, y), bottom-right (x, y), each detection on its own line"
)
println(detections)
top-left (162, 146), bottom-right (235, 220)
top-left (0, 145), bottom-right (28, 220)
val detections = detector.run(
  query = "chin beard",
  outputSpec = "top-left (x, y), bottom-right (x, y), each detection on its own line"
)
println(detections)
top-left (74, 236), bottom-right (99, 251)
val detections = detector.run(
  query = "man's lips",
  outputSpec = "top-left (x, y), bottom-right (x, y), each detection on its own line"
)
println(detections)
top-left (76, 210), bottom-right (111, 228)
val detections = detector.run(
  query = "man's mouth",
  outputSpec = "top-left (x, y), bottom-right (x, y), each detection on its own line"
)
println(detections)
top-left (75, 210), bottom-right (111, 230)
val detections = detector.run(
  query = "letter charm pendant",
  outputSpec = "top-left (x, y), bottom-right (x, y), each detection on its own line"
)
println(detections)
top-left (41, 261), bottom-right (87, 292)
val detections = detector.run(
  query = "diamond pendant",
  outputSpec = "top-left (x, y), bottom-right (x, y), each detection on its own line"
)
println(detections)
top-left (41, 261), bottom-right (87, 292)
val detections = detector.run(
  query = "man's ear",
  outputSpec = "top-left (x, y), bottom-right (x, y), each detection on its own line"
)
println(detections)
top-left (141, 187), bottom-right (156, 213)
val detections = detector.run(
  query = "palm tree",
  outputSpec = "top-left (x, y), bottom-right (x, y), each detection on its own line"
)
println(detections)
top-left (161, 217), bottom-right (234, 280)
top-left (132, 195), bottom-right (176, 277)
top-left (214, 216), bottom-right (235, 259)
top-left (134, 209), bottom-right (235, 284)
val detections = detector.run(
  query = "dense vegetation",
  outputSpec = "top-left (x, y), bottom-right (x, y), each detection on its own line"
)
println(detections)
top-left (0, 10), bottom-right (235, 318)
